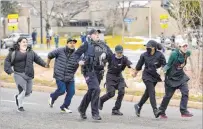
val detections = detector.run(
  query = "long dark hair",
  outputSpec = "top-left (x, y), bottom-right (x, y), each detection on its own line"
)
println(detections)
top-left (13, 37), bottom-right (28, 50)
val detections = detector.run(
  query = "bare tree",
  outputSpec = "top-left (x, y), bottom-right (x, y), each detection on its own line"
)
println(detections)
top-left (52, 0), bottom-right (89, 26)
top-left (106, 2), bottom-right (120, 37)
top-left (27, 0), bottom-right (56, 33)
top-left (27, 0), bottom-right (89, 29)
top-left (119, 1), bottom-right (132, 43)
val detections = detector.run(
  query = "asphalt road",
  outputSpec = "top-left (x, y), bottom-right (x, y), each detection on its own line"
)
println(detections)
top-left (0, 88), bottom-right (202, 129)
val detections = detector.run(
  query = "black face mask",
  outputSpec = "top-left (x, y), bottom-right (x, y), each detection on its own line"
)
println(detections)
top-left (66, 46), bottom-right (75, 53)
top-left (146, 48), bottom-right (152, 54)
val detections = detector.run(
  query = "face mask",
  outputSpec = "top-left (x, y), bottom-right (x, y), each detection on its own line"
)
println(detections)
top-left (115, 55), bottom-right (123, 59)
top-left (146, 48), bottom-right (152, 54)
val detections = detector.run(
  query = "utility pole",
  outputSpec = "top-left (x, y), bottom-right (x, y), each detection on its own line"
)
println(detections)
top-left (148, 2), bottom-right (152, 39)
top-left (40, 0), bottom-right (43, 44)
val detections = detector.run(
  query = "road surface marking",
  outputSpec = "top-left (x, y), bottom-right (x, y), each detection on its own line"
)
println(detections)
top-left (0, 100), bottom-right (39, 105)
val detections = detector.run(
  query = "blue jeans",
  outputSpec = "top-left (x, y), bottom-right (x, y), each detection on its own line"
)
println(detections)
top-left (50, 80), bottom-right (75, 108)
top-left (55, 42), bottom-right (59, 48)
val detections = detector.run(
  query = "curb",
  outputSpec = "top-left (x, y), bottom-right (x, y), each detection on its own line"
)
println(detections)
top-left (0, 82), bottom-right (202, 109)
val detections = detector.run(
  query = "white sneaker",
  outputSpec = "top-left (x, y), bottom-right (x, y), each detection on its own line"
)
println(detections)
top-left (49, 97), bottom-right (54, 108)
top-left (61, 107), bottom-right (72, 113)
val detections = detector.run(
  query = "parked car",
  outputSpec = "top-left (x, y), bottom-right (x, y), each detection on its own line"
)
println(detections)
top-left (0, 33), bottom-right (33, 49)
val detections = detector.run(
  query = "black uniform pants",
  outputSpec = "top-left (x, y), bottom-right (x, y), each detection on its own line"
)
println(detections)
top-left (138, 81), bottom-right (157, 110)
top-left (159, 82), bottom-right (189, 114)
top-left (79, 71), bottom-right (103, 116)
top-left (100, 74), bottom-right (125, 111)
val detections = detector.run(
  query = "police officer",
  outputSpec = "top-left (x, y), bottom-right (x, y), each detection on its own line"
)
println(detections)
top-left (74, 29), bottom-right (112, 120)
top-left (99, 45), bottom-right (134, 115)
top-left (158, 40), bottom-right (193, 119)
top-left (133, 40), bottom-right (166, 118)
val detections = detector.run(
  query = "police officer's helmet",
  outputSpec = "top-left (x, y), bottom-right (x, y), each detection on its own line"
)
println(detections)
top-left (115, 45), bottom-right (123, 53)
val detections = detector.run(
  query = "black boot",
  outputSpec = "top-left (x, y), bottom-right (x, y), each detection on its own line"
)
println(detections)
top-left (134, 104), bottom-right (141, 117)
top-left (92, 114), bottom-right (102, 120)
top-left (154, 109), bottom-right (162, 118)
top-left (78, 107), bottom-right (87, 119)
top-left (112, 110), bottom-right (123, 116)
top-left (181, 111), bottom-right (193, 117)
top-left (98, 99), bottom-right (104, 110)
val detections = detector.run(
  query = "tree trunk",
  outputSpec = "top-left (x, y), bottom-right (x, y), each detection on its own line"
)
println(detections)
top-left (112, 27), bottom-right (115, 38)
top-left (122, 20), bottom-right (125, 43)
top-left (3, 19), bottom-right (6, 38)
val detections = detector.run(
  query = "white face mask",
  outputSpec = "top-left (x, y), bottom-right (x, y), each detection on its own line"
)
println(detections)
top-left (115, 55), bottom-right (123, 59)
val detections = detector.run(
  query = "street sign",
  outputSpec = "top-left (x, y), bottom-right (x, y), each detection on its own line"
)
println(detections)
top-left (7, 14), bottom-right (19, 31)
top-left (124, 18), bottom-right (135, 23)
top-left (160, 14), bottom-right (168, 20)
top-left (160, 14), bottom-right (168, 29)
top-left (160, 24), bottom-right (168, 29)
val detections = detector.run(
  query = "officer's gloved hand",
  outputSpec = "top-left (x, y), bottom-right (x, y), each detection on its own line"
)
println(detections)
top-left (100, 53), bottom-right (106, 60)
top-left (99, 53), bottom-right (106, 66)
top-left (78, 60), bottom-right (85, 66)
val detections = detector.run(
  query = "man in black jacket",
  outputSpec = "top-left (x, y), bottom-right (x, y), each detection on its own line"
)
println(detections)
top-left (47, 38), bottom-right (78, 113)
top-left (75, 29), bottom-right (112, 120)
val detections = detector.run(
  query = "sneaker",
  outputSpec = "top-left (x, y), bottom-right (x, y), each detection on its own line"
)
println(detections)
top-left (98, 99), bottom-right (104, 110)
top-left (92, 115), bottom-right (102, 120)
top-left (49, 97), bottom-right (54, 108)
top-left (154, 109), bottom-right (162, 118)
top-left (134, 104), bottom-right (141, 117)
top-left (160, 114), bottom-right (168, 119)
top-left (181, 111), bottom-right (193, 117)
top-left (60, 107), bottom-right (72, 113)
top-left (112, 110), bottom-right (123, 116)
top-left (78, 107), bottom-right (87, 119)
top-left (17, 107), bottom-right (25, 112)
top-left (15, 95), bottom-right (19, 107)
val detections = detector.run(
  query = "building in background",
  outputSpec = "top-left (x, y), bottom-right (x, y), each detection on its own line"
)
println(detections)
top-left (1, 0), bottom-right (180, 38)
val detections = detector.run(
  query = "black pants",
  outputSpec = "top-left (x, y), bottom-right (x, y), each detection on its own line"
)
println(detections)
top-left (138, 81), bottom-right (157, 110)
top-left (159, 82), bottom-right (189, 114)
top-left (100, 74), bottom-right (125, 111)
top-left (79, 71), bottom-right (103, 116)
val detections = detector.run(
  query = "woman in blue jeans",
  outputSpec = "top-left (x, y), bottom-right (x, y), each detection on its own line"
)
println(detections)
top-left (46, 38), bottom-right (78, 113)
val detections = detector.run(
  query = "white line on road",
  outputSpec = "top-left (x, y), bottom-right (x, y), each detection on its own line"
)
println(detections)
top-left (1, 100), bottom-right (39, 105)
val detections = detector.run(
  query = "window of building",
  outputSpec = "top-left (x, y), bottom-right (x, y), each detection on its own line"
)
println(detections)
top-left (69, 20), bottom-right (92, 27)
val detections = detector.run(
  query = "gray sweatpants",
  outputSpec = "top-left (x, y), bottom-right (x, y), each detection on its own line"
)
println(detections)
top-left (14, 72), bottom-right (33, 108)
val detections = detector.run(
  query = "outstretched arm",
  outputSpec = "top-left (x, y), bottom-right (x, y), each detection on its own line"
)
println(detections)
top-left (74, 43), bottom-right (88, 61)
top-left (33, 52), bottom-right (46, 67)
top-left (163, 51), bottom-right (176, 73)
top-left (46, 48), bottom-right (60, 67)
top-left (133, 54), bottom-right (145, 77)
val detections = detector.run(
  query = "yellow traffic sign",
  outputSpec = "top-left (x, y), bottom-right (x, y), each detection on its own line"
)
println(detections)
top-left (7, 14), bottom-right (19, 31)
top-left (8, 25), bottom-right (18, 31)
top-left (7, 14), bottom-right (19, 19)
top-left (161, 24), bottom-right (168, 29)
top-left (160, 14), bottom-right (168, 20)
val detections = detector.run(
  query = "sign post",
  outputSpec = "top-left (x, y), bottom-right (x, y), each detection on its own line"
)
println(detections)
top-left (124, 18), bottom-right (135, 37)
top-left (160, 14), bottom-right (169, 29)
top-left (160, 14), bottom-right (169, 37)
top-left (7, 14), bottom-right (19, 32)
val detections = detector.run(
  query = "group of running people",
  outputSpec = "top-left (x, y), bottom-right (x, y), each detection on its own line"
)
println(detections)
top-left (4, 29), bottom-right (193, 121)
